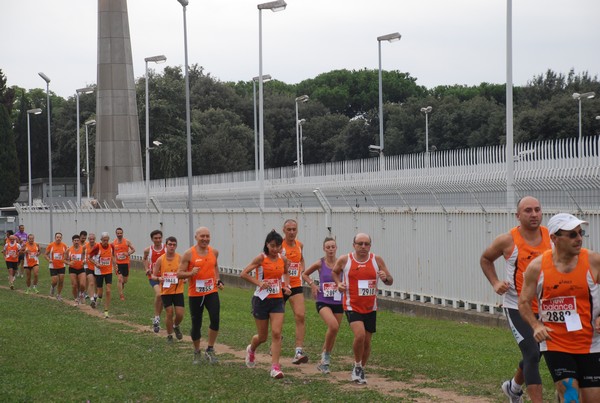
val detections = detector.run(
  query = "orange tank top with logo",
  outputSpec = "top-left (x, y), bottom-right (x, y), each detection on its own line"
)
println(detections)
top-left (46, 242), bottom-right (67, 269)
top-left (187, 246), bottom-right (218, 297)
top-left (24, 243), bottom-right (40, 267)
top-left (113, 238), bottom-right (130, 264)
top-left (68, 245), bottom-right (84, 269)
top-left (538, 249), bottom-right (600, 353)
top-left (158, 253), bottom-right (184, 295)
top-left (254, 253), bottom-right (285, 299)
top-left (282, 240), bottom-right (303, 288)
top-left (4, 242), bottom-right (19, 263)
top-left (94, 244), bottom-right (114, 275)
top-left (341, 253), bottom-right (380, 314)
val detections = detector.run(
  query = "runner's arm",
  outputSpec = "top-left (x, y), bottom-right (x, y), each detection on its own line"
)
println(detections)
top-left (518, 256), bottom-right (551, 342)
top-left (331, 255), bottom-right (348, 292)
top-left (480, 233), bottom-right (512, 295)
top-left (376, 255), bottom-right (393, 286)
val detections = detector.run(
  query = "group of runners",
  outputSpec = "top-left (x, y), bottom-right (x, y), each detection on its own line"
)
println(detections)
top-left (481, 196), bottom-right (600, 402)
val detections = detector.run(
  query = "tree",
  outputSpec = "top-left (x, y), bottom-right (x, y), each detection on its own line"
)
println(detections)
top-left (0, 103), bottom-right (21, 205)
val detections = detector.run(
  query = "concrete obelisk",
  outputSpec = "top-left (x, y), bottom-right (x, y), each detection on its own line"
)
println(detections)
top-left (95, 0), bottom-right (143, 204)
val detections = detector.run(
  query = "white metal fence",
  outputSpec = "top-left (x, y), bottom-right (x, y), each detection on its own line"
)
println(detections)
top-left (16, 136), bottom-right (600, 315)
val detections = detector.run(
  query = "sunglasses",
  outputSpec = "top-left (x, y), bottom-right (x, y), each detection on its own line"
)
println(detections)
top-left (354, 242), bottom-right (371, 247)
top-left (556, 229), bottom-right (585, 239)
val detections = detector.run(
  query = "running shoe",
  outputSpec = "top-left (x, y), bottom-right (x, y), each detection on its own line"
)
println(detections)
top-left (245, 344), bottom-right (256, 368)
top-left (322, 351), bottom-right (331, 365)
top-left (104, 311), bottom-right (109, 319)
top-left (351, 365), bottom-right (366, 384)
top-left (292, 350), bottom-right (308, 365)
top-left (501, 380), bottom-right (523, 403)
top-left (270, 367), bottom-right (284, 379)
top-left (205, 348), bottom-right (218, 364)
top-left (9, 282), bottom-right (14, 290)
top-left (33, 286), bottom-right (39, 294)
top-left (25, 288), bottom-right (30, 294)
top-left (167, 334), bottom-right (174, 343)
top-left (153, 318), bottom-right (160, 333)
top-left (174, 325), bottom-right (183, 340)
top-left (56, 294), bottom-right (63, 302)
top-left (84, 292), bottom-right (89, 300)
top-left (316, 363), bottom-right (330, 374)
top-left (90, 298), bottom-right (97, 309)
top-left (50, 285), bottom-right (55, 296)
top-left (193, 350), bottom-right (202, 365)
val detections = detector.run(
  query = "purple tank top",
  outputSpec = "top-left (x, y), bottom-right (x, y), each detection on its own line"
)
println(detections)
top-left (317, 258), bottom-right (342, 305)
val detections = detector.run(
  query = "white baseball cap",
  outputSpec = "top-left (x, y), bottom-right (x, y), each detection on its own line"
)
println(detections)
top-left (547, 213), bottom-right (588, 235)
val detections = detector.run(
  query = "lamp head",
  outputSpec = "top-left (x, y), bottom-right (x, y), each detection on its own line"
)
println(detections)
top-left (258, 0), bottom-right (287, 11)
top-left (85, 119), bottom-right (96, 126)
top-left (177, 0), bottom-right (189, 6)
top-left (38, 72), bottom-right (51, 84)
top-left (377, 32), bottom-right (401, 42)
top-left (27, 108), bottom-right (43, 115)
top-left (76, 87), bottom-right (94, 95)
top-left (298, 119), bottom-right (306, 125)
top-left (368, 145), bottom-right (382, 152)
top-left (145, 55), bottom-right (167, 63)
top-left (152, 140), bottom-right (163, 147)
top-left (420, 106), bottom-right (432, 113)
top-left (253, 74), bottom-right (272, 82)
top-left (295, 95), bottom-right (309, 103)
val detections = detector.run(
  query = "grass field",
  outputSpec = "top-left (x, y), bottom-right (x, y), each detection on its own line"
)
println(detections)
top-left (0, 258), bottom-right (556, 402)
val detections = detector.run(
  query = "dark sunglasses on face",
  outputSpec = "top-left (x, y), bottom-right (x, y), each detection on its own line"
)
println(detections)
top-left (555, 229), bottom-right (585, 239)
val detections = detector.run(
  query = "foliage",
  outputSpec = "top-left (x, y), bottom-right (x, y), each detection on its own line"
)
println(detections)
top-left (0, 103), bottom-right (20, 205)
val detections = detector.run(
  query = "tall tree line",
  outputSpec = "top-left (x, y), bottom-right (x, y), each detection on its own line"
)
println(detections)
top-left (3, 67), bottom-right (599, 204)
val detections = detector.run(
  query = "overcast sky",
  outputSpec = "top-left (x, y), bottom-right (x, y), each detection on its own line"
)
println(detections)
top-left (2, 0), bottom-right (598, 98)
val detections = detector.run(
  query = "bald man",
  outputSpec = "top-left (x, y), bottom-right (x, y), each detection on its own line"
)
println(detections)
top-left (480, 196), bottom-right (551, 403)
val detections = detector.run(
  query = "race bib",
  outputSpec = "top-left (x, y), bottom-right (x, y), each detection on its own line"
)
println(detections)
top-left (163, 272), bottom-right (178, 288)
top-left (322, 282), bottom-right (338, 298)
top-left (264, 278), bottom-right (280, 295)
top-left (7, 250), bottom-right (16, 257)
top-left (195, 278), bottom-right (214, 293)
top-left (540, 296), bottom-right (577, 323)
top-left (117, 252), bottom-right (127, 260)
top-left (53, 252), bottom-right (62, 260)
top-left (99, 257), bottom-right (111, 266)
top-left (288, 262), bottom-right (300, 277)
top-left (28, 252), bottom-right (37, 259)
top-left (71, 254), bottom-right (82, 261)
top-left (358, 279), bottom-right (377, 296)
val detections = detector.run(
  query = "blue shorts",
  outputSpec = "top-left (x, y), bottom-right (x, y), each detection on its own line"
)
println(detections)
top-left (252, 296), bottom-right (284, 320)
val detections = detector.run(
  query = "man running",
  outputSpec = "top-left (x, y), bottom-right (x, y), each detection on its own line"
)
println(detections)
top-left (281, 219), bottom-right (308, 364)
top-left (15, 224), bottom-right (28, 278)
top-left (3, 234), bottom-right (20, 289)
top-left (66, 234), bottom-right (86, 305)
top-left (152, 236), bottom-right (184, 343)
top-left (88, 232), bottom-right (116, 318)
top-left (519, 213), bottom-right (600, 402)
top-left (84, 233), bottom-right (98, 305)
top-left (21, 233), bottom-right (40, 293)
top-left (332, 233), bottom-right (393, 385)
top-left (480, 196), bottom-right (550, 403)
top-left (44, 232), bottom-right (68, 300)
top-left (113, 227), bottom-right (135, 301)
top-left (178, 227), bottom-right (224, 364)
top-left (143, 230), bottom-right (166, 333)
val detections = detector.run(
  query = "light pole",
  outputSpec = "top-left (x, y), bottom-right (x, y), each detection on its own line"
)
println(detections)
top-left (75, 86), bottom-right (94, 207)
top-left (26, 108), bottom-right (42, 206)
top-left (146, 140), bottom-right (162, 202)
top-left (257, 0), bottom-right (286, 209)
top-left (84, 119), bottom-right (96, 201)
top-left (253, 74), bottom-right (272, 181)
top-left (295, 95), bottom-right (309, 177)
top-left (38, 72), bottom-right (53, 240)
top-left (420, 106), bottom-right (432, 154)
top-left (176, 0), bottom-right (193, 246)
top-left (375, 32), bottom-right (401, 171)
top-left (298, 118), bottom-right (306, 177)
top-left (144, 55), bottom-right (167, 208)
top-left (572, 91), bottom-right (595, 156)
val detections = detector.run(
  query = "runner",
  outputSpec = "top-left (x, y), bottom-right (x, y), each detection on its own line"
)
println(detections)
top-left (302, 236), bottom-right (343, 374)
top-left (21, 233), bottom-right (40, 293)
top-left (44, 232), bottom-right (68, 300)
top-left (177, 227), bottom-right (224, 364)
top-left (480, 196), bottom-right (550, 403)
top-left (79, 231), bottom-right (90, 300)
top-left (143, 230), bottom-right (166, 333)
top-left (3, 234), bottom-right (20, 290)
top-left (519, 213), bottom-right (600, 402)
top-left (88, 232), bottom-right (116, 318)
top-left (15, 224), bottom-right (28, 278)
top-left (152, 236), bottom-right (184, 343)
top-left (66, 234), bottom-right (86, 305)
top-left (332, 233), bottom-right (393, 385)
top-left (113, 227), bottom-right (135, 301)
top-left (241, 230), bottom-right (291, 379)
top-left (281, 219), bottom-right (308, 364)
top-left (84, 233), bottom-right (98, 305)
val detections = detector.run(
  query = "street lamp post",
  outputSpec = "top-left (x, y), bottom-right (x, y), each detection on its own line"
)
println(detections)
top-left (176, 0), bottom-right (194, 246)
top-left (295, 95), bottom-right (309, 178)
top-left (26, 108), bottom-right (42, 206)
top-left (38, 72), bottom-right (53, 240)
top-left (572, 91), bottom-right (595, 156)
top-left (298, 118), bottom-right (306, 177)
top-left (84, 119), bottom-right (96, 202)
top-left (144, 55), bottom-right (167, 208)
top-left (420, 106), bottom-right (432, 154)
top-left (257, 0), bottom-right (286, 209)
top-left (375, 32), bottom-right (401, 171)
top-left (253, 74), bottom-right (272, 181)
top-left (75, 87), bottom-right (94, 207)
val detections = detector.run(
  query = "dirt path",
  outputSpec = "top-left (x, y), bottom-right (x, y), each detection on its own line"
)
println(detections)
top-left (9, 286), bottom-right (495, 402)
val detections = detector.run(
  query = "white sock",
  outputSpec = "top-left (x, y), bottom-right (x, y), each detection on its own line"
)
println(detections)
top-left (511, 378), bottom-right (522, 393)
